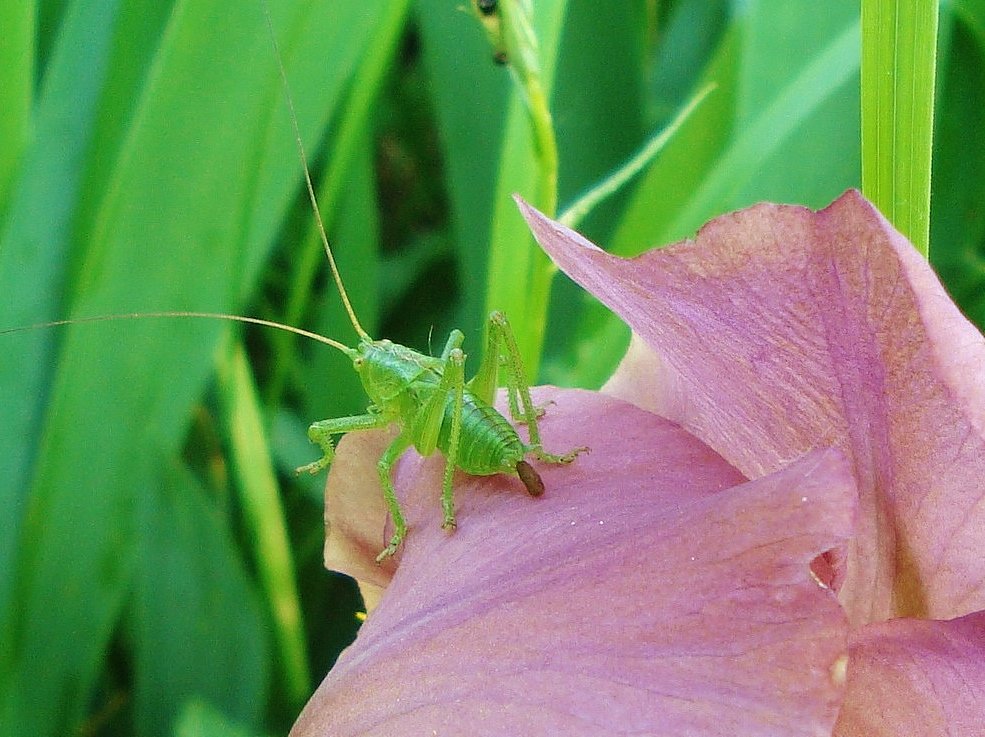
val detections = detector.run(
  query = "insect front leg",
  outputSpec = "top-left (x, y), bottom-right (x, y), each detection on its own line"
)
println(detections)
top-left (295, 413), bottom-right (388, 475)
top-left (471, 311), bottom-right (586, 464)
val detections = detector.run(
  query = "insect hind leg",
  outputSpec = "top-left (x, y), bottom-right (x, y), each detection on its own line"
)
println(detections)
top-left (469, 311), bottom-right (537, 417)
top-left (470, 311), bottom-right (586, 465)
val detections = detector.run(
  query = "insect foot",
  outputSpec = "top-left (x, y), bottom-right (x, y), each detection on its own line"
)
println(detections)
top-left (562, 445), bottom-right (590, 462)
top-left (375, 535), bottom-right (403, 564)
top-left (532, 444), bottom-right (590, 465)
top-left (295, 452), bottom-right (333, 476)
top-left (294, 421), bottom-right (339, 475)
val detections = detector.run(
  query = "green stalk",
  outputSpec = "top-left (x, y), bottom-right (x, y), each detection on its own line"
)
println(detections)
top-left (559, 84), bottom-right (716, 230)
top-left (861, 0), bottom-right (939, 256)
top-left (509, 1), bottom-right (560, 380)
top-left (505, 2), bottom-right (560, 218)
top-left (475, 0), bottom-right (565, 378)
top-left (217, 341), bottom-right (310, 708)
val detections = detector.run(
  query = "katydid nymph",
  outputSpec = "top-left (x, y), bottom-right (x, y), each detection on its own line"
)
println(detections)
top-left (292, 281), bottom-right (586, 562)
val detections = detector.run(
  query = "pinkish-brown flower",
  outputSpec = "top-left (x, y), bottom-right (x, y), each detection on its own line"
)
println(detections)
top-left (293, 191), bottom-right (985, 736)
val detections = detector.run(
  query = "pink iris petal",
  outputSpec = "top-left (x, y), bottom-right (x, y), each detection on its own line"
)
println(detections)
top-left (321, 426), bottom-right (400, 590)
top-left (518, 191), bottom-right (985, 626)
top-left (833, 612), bottom-right (985, 736)
top-left (294, 388), bottom-right (854, 737)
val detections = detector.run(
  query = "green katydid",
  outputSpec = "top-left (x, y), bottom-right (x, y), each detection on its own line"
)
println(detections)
top-left (291, 277), bottom-right (587, 562)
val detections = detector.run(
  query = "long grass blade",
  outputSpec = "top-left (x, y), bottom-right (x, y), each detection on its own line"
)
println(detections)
top-left (861, 0), bottom-right (939, 256)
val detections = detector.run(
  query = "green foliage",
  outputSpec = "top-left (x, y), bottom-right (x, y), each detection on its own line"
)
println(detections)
top-left (931, 0), bottom-right (985, 326)
top-left (861, 0), bottom-right (939, 256)
top-left (0, 0), bottom-right (981, 735)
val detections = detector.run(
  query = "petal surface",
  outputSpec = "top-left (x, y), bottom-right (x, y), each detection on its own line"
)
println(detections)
top-left (296, 389), bottom-right (854, 736)
top-left (518, 192), bottom-right (985, 624)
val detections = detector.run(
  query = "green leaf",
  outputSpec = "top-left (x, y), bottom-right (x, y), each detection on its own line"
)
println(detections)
top-left (173, 698), bottom-right (267, 737)
top-left (0, 0), bottom-right (122, 613)
top-left (930, 0), bottom-right (985, 328)
top-left (861, 0), bottom-right (939, 256)
top-left (0, 0), bottom-right (33, 219)
top-left (554, 3), bottom-right (861, 388)
top-left (653, 5), bottom-right (860, 247)
top-left (217, 342), bottom-right (308, 710)
top-left (131, 466), bottom-right (269, 737)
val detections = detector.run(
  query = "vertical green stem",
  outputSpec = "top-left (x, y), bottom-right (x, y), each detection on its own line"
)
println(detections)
top-left (475, 0), bottom-right (565, 379)
top-left (217, 341), bottom-right (311, 708)
top-left (516, 47), bottom-right (559, 381)
top-left (861, 0), bottom-right (939, 257)
top-left (519, 57), bottom-right (559, 220)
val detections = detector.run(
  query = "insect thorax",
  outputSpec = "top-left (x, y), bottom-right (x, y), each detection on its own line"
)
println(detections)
top-left (355, 339), bottom-right (443, 412)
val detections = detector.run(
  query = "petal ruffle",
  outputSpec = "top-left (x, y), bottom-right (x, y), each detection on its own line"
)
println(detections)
top-left (518, 192), bottom-right (985, 625)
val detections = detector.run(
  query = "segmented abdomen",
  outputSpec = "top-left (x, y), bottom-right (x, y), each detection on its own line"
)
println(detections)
top-left (437, 390), bottom-right (525, 476)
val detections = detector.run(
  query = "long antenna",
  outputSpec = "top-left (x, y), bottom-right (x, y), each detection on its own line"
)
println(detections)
top-left (0, 312), bottom-right (357, 355)
top-left (260, 3), bottom-right (371, 342)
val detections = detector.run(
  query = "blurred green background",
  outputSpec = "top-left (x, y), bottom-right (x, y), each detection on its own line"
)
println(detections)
top-left (0, 0), bottom-right (982, 735)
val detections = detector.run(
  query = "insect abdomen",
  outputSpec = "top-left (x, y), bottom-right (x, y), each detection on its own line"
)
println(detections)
top-left (437, 390), bottom-right (524, 477)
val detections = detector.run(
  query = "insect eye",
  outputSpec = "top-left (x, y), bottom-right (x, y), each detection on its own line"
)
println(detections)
top-left (353, 357), bottom-right (364, 368)
top-left (476, 0), bottom-right (497, 16)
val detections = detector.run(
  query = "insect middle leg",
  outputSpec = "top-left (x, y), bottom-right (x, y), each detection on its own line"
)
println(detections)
top-left (437, 347), bottom-right (466, 530)
top-left (469, 311), bottom-right (586, 464)
top-left (375, 351), bottom-right (466, 562)
top-left (375, 430), bottom-right (414, 562)
top-left (411, 336), bottom-right (468, 532)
